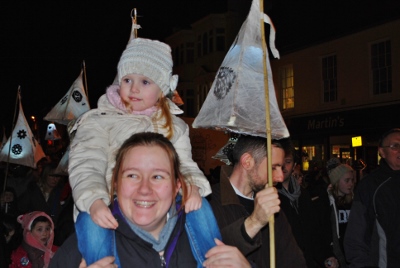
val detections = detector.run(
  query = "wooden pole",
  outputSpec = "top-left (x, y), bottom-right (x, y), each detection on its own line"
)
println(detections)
top-left (83, 60), bottom-right (89, 103)
top-left (259, 0), bottom-right (275, 267)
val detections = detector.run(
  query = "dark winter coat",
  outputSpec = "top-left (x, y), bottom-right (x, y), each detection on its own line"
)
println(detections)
top-left (279, 186), bottom-right (334, 267)
top-left (49, 210), bottom-right (197, 268)
top-left (208, 167), bottom-right (307, 268)
top-left (344, 159), bottom-right (400, 267)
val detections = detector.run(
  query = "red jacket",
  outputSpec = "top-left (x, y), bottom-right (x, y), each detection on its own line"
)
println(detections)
top-left (9, 244), bottom-right (58, 268)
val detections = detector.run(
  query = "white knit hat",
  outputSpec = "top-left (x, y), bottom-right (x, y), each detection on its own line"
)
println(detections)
top-left (326, 158), bottom-right (353, 185)
top-left (117, 38), bottom-right (178, 96)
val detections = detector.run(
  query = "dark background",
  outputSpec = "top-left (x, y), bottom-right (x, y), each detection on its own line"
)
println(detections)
top-left (1, 0), bottom-right (399, 135)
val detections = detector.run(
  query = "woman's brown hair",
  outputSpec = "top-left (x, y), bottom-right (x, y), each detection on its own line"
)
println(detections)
top-left (110, 132), bottom-right (187, 209)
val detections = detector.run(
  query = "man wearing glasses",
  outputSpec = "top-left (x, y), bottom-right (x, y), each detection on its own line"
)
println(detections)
top-left (344, 128), bottom-right (400, 268)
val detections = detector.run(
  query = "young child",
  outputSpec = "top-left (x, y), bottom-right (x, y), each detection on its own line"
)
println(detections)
top-left (68, 37), bottom-right (211, 229)
top-left (9, 211), bottom-right (57, 268)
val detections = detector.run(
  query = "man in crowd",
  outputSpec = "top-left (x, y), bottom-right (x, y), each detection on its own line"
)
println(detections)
top-left (208, 134), bottom-right (306, 267)
top-left (344, 128), bottom-right (400, 267)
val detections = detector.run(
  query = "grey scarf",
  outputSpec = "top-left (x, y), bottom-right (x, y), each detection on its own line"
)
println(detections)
top-left (278, 175), bottom-right (301, 213)
top-left (122, 204), bottom-right (178, 252)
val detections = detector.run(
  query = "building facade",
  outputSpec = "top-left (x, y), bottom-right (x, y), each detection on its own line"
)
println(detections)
top-left (271, 19), bottom-right (400, 173)
top-left (165, 3), bottom-right (400, 175)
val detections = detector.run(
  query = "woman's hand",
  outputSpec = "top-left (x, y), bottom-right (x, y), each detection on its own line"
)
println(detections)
top-left (89, 199), bottom-right (118, 229)
top-left (203, 239), bottom-right (251, 268)
top-left (324, 256), bottom-right (339, 268)
top-left (185, 185), bottom-right (202, 213)
top-left (79, 257), bottom-right (117, 268)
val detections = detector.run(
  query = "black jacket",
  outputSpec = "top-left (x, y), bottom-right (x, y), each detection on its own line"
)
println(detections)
top-left (344, 159), bottom-right (400, 267)
top-left (49, 212), bottom-right (197, 268)
top-left (208, 167), bottom-right (307, 268)
top-left (279, 186), bottom-right (334, 267)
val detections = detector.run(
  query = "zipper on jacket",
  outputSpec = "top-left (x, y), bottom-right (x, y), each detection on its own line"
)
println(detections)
top-left (160, 254), bottom-right (166, 267)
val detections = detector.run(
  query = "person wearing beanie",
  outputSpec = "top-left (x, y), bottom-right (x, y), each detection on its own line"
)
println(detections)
top-left (326, 158), bottom-right (355, 268)
top-left (68, 37), bottom-right (211, 232)
top-left (9, 211), bottom-right (58, 268)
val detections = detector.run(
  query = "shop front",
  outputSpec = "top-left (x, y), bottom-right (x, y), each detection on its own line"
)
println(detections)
top-left (284, 103), bottom-right (400, 175)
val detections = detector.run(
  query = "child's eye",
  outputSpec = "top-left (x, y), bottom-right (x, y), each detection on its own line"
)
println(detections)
top-left (143, 80), bottom-right (150, 85)
top-left (123, 78), bottom-right (131, 83)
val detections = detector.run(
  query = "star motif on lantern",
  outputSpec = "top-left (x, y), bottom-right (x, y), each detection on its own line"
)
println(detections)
top-left (12, 144), bottom-right (23, 155)
top-left (17, 129), bottom-right (27, 139)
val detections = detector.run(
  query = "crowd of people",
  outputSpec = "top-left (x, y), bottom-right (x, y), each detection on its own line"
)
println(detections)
top-left (1, 32), bottom-right (399, 268)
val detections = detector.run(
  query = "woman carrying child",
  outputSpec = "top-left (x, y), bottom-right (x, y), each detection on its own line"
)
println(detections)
top-left (68, 37), bottom-right (211, 229)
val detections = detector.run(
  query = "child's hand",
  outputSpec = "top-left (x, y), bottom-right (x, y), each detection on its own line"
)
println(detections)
top-left (89, 199), bottom-right (119, 229)
top-left (185, 185), bottom-right (202, 213)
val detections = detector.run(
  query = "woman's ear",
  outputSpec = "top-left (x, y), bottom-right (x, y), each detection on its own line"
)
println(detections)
top-left (175, 178), bottom-right (181, 195)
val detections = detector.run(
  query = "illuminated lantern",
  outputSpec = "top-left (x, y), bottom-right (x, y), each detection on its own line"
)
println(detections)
top-left (45, 123), bottom-right (61, 141)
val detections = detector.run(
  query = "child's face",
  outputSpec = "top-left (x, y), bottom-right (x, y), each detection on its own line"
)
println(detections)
top-left (338, 171), bottom-right (354, 196)
top-left (120, 73), bottom-right (162, 111)
top-left (31, 221), bottom-right (51, 246)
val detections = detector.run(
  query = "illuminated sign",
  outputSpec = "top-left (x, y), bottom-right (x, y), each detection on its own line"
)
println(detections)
top-left (352, 136), bottom-right (362, 147)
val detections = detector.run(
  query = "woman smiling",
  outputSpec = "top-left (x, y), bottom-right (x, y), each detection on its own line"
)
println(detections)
top-left (50, 132), bottom-right (250, 268)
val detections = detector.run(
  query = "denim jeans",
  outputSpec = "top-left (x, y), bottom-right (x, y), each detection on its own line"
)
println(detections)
top-left (184, 197), bottom-right (222, 267)
top-left (75, 211), bottom-right (121, 267)
top-left (75, 196), bottom-right (221, 268)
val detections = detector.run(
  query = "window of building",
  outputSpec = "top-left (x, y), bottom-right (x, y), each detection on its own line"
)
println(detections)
top-left (198, 84), bottom-right (209, 112)
top-left (216, 28), bottom-right (225, 52)
top-left (186, 42), bottom-right (194, 63)
top-left (174, 46), bottom-right (180, 66)
top-left (180, 43), bottom-right (184, 65)
top-left (209, 29), bottom-right (214, 53)
top-left (197, 35), bottom-right (202, 57)
top-left (371, 40), bottom-right (392, 94)
top-left (202, 32), bottom-right (209, 55)
top-left (185, 89), bottom-right (195, 117)
top-left (322, 54), bottom-right (337, 103)
top-left (280, 65), bottom-right (294, 109)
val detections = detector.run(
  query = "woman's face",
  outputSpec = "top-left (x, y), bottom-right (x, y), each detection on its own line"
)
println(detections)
top-left (31, 221), bottom-right (51, 246)
top-left (116, 145), bottom-right (180, 239)
top-left (337, 171), bottom-right (354, 196)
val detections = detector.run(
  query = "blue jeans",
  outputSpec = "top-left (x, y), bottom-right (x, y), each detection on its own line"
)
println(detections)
top-left (75, 211), bottom-right (121, 267)
top-left (75, 196), bottom-right (221, 268)
top-left (184, 197), bottom-right (222, 267)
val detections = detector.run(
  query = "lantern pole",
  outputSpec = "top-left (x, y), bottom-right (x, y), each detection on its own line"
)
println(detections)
top-left (259, 0), bottom-right (275, 267)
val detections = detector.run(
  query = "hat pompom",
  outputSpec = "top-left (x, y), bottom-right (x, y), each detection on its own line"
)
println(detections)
top-left (326, 157), bottom-right (341, 173)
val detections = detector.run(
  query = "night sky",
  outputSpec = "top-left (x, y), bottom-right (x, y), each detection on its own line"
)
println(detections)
top-left (1, 0), bottom-right (399, 136)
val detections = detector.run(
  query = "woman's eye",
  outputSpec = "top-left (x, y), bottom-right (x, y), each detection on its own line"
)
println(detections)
top-left (127, 174), bottom-right (138, 179)
top-left (154, 175), bottom-right (163, 180)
